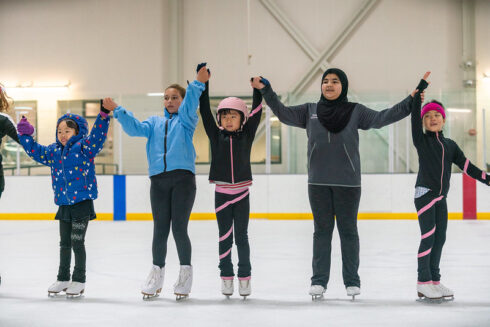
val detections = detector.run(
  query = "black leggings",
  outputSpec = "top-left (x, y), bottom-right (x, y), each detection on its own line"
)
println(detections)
top-left (308, 184), bottom-right (361, 288)
top-left (415, 193), bottom-right (448, 282)
top-left (150, 170), bottom-right (196, 268)
top-left (215, 189), bottom-right (251, 278)
top-left (0, 174), bottom-right (4, 199)
top-left (58, 218), bottom-right (89, 283)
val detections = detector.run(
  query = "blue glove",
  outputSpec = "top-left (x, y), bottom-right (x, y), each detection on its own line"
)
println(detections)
top-left (259, 76), bottom-right (270, 87)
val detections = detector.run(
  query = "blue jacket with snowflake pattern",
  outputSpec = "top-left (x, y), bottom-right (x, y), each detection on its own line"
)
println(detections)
top-left (19, 113), bottom-right (110, 206)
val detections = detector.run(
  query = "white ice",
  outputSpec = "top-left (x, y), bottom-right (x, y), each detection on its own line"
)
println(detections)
top-left (1, 220), bottom-right (489, 327)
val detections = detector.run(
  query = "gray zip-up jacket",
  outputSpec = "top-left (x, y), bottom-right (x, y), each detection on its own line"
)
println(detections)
top-left (261, 85), bottom-right (413, 186)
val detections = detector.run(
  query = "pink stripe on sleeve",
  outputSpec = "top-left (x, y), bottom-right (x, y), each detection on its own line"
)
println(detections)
top-left (464, 159), bottom-right (469, 174)
top-left (249, 104), bottom-right (262, 118)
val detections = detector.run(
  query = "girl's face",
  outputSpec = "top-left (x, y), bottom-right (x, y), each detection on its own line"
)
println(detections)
top-left (321, 73), bottom-right (342, 100)
top-left (220, 110), bottom-right (242, 132)
top-left (57, 121), bottom-right (77, 146)
top-left (423, 110), bottom-right (445, 132)
top-left (164, 88), bottom-right (183, 114)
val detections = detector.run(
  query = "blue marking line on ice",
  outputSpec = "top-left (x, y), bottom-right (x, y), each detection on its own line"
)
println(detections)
top-left (113, 175), bottom-right (126, 221)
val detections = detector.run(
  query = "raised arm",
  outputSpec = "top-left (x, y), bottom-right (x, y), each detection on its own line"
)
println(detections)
top-left (17, 117), bottom-right (51, 166)
top-left (411, 74), bottom-right (430, 146)
top-left (82, 112), bottom-right (111, 159)
top-left (103, 97), bottom-right (153, 138)
top-left (199, 79), bottom-right (219, 141)
top-left (252, 76), bottom-right (308, 129)
top-left (243, 80), bottom-right (264, 138)
top-left (452, 141), bottom-right (490, 185)
top-left (178, 64), bottom-right (208, 131)
top-left (358, 72), bottom-right (430, 130)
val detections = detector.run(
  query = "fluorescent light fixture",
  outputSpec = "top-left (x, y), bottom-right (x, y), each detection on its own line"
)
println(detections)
top-left (147, 92), bottom-right (164, 97)
top-left (447, 108), bottom-right (472, 113)
top-left (6, 81), bottom-right (70, 92)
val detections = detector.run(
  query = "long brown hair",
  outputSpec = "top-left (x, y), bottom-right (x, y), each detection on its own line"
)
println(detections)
top-left (0, 83), bottom-right (14, 113)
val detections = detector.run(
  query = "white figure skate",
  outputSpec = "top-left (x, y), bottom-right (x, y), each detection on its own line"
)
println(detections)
top-left (174, 265), bottom-right (192, 300)
top-left (238, 279), bottom-right (251, 299)
top-left (48, 280), bottom-right (71, 297)
top-left (221, 278), bottom-right (234, 298)
top-left (432, 282), bottom-right (454, 301)
top-left (417, 282), bottom-right (443, 303)
top-left (141, 265), bottom-right (165, 300)
top-left (346, 286), bottom-right (361, 301)
top-left (309, 285), bottom-right (325, 301)
top-left (66, 282), bottom-right (85, 298)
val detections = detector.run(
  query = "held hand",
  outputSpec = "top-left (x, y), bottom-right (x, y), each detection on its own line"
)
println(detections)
top-left (196, 65), bottom-right (210, 84)
top-left (17, 116), bottom-right (34, 136)
top-left (411, 71), bottom-right (431, 97)
top-left (102, 98), bottom-right (118, 111)
top-left (250, 76), bottom-right (265, 89)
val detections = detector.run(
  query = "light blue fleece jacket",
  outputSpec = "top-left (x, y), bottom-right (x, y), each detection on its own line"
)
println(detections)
top-left (113, 80), bottom-right (205, 177)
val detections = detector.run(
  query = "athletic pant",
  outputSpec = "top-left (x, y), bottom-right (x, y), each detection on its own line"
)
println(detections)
top-left (150, 170), bottom-right (196, 268)
top-left (0, 174), bottom-right (4, 199)
top-left (415, 192), bottom-right (447, 283)
top-left (215, 188), bottom-right (251, 279)
top-left (57, 218), bottom-right (89, 283)
top-left (309, 184), bottom-right (361, 288)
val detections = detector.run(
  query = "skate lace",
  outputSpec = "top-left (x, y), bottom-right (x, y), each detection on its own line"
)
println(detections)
top-left (145, 267), bottom-right (159, 286)
top-left (175, 269), bottom-right (190, 287)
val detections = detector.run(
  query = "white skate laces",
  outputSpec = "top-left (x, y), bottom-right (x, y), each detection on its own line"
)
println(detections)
top-left (174, 265), bottom-right (193, 300)
top-left (238, 278), bottom-right (251, 298)
top-left (221, 278), bottom-right (234, 296)
top-left (141, 265), bottom-right (164, 299)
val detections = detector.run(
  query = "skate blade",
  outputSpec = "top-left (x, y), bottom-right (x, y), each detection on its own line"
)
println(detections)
top-left (416, 296), bottom-right (443, 304)
top-left (311, 294), bottom-right (324, 301)
top-left (66, 290), bottom-right (84, 299)
top-left (48, 291), bottom-right (65, 298)
top-left (443, 296), bottom-right (454, 302)
top-left (142, 288), bottom-right (162, 300)
top-left (175, 293), bottom-right (189, 301)
top-left (239, 294), bottom-right (250, 300)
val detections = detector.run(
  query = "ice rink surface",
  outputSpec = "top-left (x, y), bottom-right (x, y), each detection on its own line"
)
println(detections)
top-left (1, 219), bottom-right (489, 327)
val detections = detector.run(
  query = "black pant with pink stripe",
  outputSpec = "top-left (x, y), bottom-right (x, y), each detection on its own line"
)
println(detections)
top-left (415, 192), bottom-right (448, 282)
top-left (215, 190), bottom-right (251, 278)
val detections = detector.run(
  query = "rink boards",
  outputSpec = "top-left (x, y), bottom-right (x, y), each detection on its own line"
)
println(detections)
top-left (1, 174), bottom-right (489, 220)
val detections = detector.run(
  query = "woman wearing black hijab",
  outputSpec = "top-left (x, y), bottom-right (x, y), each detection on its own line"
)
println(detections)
top-left (251, 70), bottom-right (428, 299)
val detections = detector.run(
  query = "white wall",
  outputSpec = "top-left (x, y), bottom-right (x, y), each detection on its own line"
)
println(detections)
top-left (2, 174), bottom-right (489, 214)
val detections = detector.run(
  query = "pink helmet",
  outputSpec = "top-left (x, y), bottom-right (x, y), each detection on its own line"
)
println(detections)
top-left (216, 97), bottom-right (249, 126)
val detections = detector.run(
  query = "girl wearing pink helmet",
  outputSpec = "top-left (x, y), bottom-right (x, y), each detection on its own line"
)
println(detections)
top-left (199, 69), bottom-right (263, 299)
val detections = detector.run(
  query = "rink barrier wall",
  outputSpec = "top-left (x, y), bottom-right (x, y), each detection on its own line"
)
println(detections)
top-left (1, 174), bottom-right (489, 220)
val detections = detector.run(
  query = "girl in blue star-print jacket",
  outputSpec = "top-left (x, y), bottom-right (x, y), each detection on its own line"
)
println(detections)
top-left (17, 108), bottom-right (110, 297)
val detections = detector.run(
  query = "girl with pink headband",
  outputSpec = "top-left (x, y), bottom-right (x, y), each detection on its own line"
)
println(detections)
top-left (411, 72), bottom-right (489, 302)
top-left (199, 66), bottom-right (263, 299)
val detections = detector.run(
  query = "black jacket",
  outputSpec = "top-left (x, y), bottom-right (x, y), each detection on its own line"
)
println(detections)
top-left (199, 83), bottom-right (263, 184)
top-left (0, 113), bottom-right (20, 175)
top-left (411, 89), bottom-right (489, 196)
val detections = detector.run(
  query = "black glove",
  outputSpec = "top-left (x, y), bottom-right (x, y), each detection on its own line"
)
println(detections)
top-left (100, 99), bottom-right (110, 114)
